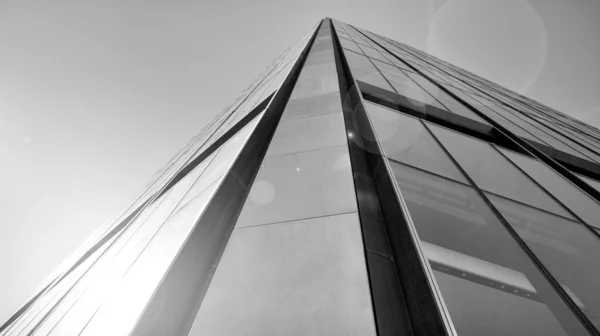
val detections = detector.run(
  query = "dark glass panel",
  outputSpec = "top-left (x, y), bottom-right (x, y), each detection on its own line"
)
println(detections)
top-left (364, 101), bottom-right (467, 183)
top-left (236, 146), bottom-right (357, 228)
top-left (576, 173), bottom-right (600, 192)
top-left (390, 162), bottom-right (589, 336)
top-left (500, 149), bottom-right (600, 229)
top-left (488, 194), bottom-right (600, 329)
top-left (428, 124), bottom-right (574, 219)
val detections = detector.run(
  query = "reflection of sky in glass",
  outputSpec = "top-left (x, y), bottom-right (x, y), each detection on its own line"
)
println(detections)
top-left (3, 0), bottom-right (600, 323)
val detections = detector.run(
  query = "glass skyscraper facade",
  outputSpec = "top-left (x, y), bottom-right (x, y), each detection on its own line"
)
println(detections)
top-left (3, 18), bottom-right (600, 336)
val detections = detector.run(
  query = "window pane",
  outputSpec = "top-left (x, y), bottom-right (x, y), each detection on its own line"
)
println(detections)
top-left (372, 61), bottom-right (444, 109)
top-left (281, 92), bottom-right (342, 121)
top-left (344, 51), bottom-right (394, 91)
top-left (488, 194), bottom-right (600, 328)
top-left (360, 45), bottom-right (390, 64)
top-left (364, 101), bottom-right (467, 183)
top-left (339, 38), bottom-right (363, 54)
top-left (265, 112), bottom-right (347, 157)
top-left (390, 162), bottom-right (589, 336)
top-left (404, 73), bottom-right (489, 123)
top-left (236, 146), bottom-right (357, 228)
top-left (289, 72), bottom-right (339, 100)
top-left (428, 124), bottom-right (574, 219)
top-left (189, 213), bottom-right (376, 336)
top-left (500, 148), bottom-right (600, 229)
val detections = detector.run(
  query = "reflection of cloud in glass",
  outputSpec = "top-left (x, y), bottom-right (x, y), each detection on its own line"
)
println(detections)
top-left (250, 180), bottom-right (275, 205)
top-left (426, 0), bottom-right (547, 94)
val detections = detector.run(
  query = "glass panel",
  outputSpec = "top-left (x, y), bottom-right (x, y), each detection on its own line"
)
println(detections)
top-left (364, 101), bottom-right (467, 183)
top-left (405, 72), bottom-right (489, 123)
top-left (339, 38), bottom-right (364, 54)
top-left (359, 45), bottom-right (390, 64)
top-left (488, 194), bottom-right (600, 329)
top-left (344, 50), bottom-right (394, 91)
top-left (280, 92), bottom-right (342, 121)
top-left (42, 113), bottom-right (265, 335)
top-left (236, 146), bottom-right (357, 228)
top-left (265, 113), bottom-right (347, 157)
top-left (79, 181), bottom-right (221, 336)
top-left (189, 213), bottom-right (376, 336)
top-left (500, 148), bottom-right (600, 229)
top-left (372, 61), bottom-right (445, 110)
top-left (576, 173), bottom-right (600, 193)
top-left (289, 72), bottom-right (339, 100)
top-left (428, 124), bottom-right (574, 219)
top-left (390, 162), bottom-right (589, 336)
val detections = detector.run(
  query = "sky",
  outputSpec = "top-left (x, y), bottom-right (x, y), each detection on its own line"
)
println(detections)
top-left (1, 0), bottom-right (600, 323)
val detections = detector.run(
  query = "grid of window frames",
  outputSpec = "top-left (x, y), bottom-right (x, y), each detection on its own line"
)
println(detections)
top-left (332, 18), bottom-right (600, 336)
top-left (5, 18), bottom-right (600, 336)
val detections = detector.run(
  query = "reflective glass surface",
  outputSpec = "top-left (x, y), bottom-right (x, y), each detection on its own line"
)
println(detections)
top-left (289, 72), bottom-right (339, 100)
top-left (488, 194), bottom-right (600, 329)
top-left (339, 38), bottom-right (364, 54)
top-left (189, 213), bottom-right (376, 336)
top-left (428, 124), bottom-right (574, 219)
top-left (265, 112), bottom-right (346, 157)
top-left (359, 45), bottom-right (390, 64)
top-left (236, 146), bottom-right (357, 228)
top-left (344, 50), bottom-right (394, 91)
top-left (500, 148), bottom-right (600, 229)
top-left (79, 181), bottom-right (221, 336)
top-left (390, 162), bottom-right (589, 336)
top-left (364, 102), bottom-right (467, 183)
top-left (281, 92), bottom-right (343, 121)
top-left (372, 61), bottom-right (444, 109)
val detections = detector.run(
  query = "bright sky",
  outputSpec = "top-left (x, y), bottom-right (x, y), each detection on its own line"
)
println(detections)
top-left (1, 0), bottom-right (599, 323)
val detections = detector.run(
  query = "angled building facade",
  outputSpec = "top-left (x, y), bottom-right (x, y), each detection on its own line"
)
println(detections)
top-left (3, 18), bottom-right (600, 336)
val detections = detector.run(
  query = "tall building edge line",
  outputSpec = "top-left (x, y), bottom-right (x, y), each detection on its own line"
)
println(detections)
top-left (128, 20), bottom-right (324, 336)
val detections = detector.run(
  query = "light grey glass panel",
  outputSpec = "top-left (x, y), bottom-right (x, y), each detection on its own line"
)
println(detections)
top-left (372, 61), bottom-right (445, 109)
top-left (236, 146), bottom-right (357, 228)
top-left (344, 51), bottom-right (394, 91)
top-left (189, 213), bottom-right (376, 336)
top-left (359, 45), bottom-right (390, 64)
top-left (488, 194), bottom-right (600, 329)
top-left (576, 173), bottom-right (600, 193)
top-left (405, 72), bottom-right (489, 123)
top-left (289, 72), bottom-right (339, 100)
top-left (300, 56), bottom-right (337, 79)
top-left (265, 112), bottom-right (346, 157)
top-left (390, 162), bottom-right (589, 336)
top-left (500, 148), bottom-right (600, 229)
top-left (280, 92), bottom-right (342, 121)
top-left (339, 38), bottom-right (364, 54)
top-left (428, 124), bottom-right (574, 219)
top-left (364, 101), bottom-right (467, 183)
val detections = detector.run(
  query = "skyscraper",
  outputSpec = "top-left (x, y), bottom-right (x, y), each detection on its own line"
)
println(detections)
top-left (3, 17), bottom-right (600, 335)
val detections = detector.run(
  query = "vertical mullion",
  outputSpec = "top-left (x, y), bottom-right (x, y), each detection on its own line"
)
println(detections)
top-left (331, 19), bottom-right (455, 336)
